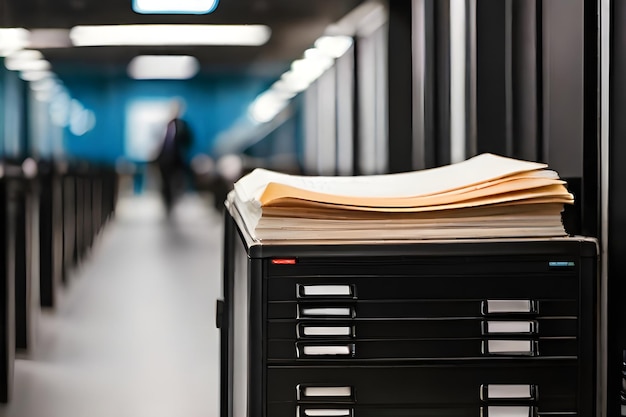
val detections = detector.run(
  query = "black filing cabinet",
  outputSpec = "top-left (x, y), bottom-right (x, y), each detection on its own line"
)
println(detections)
top-left (219, 212), bottom-right (599, 417)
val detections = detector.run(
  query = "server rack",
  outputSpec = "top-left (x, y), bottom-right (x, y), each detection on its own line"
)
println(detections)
top-left (219, 210), bottom-right (599, 417)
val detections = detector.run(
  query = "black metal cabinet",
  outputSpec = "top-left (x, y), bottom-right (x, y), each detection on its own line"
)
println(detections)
top-left (38, 161), bottom-right (63, 308)
top-left (220, 212), bottom-right (599, 417)
top-left (0, 167), bottom-right (18, 403)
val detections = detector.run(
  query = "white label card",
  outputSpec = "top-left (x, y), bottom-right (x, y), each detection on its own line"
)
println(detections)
top-left (303, 327), bottom-right (352, 336)
top-left (303, 409), bottom-right (351, 417)
top-left (301, 308), bottom-right (351, 317)
top-left (302, 345), bottom-right (352, 356)
top-left (302, 387), bottom-right (352, 397)
top-left (486, 340), bottom-right (533, 354)
top-left (486, 300), bottom-right (532, 313)
top-left (487, 385), bottom-right (532, 399)
top-left (486, 321), bottom-right (534, 334)
top-left (482, 406), bottom-right (532, 417)
top-left (302, 285), bottom-right (351, 296)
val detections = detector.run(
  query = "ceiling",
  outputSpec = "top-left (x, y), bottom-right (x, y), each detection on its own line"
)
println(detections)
top-left (0, 0), bottom-right (366, 77)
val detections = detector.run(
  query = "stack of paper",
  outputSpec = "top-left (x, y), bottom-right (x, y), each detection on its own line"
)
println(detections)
top-left (227, 153), bottom-right (574, 241)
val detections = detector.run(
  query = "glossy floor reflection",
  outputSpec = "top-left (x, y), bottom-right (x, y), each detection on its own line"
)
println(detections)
top-left (0, 193), bottom-right (223, 417)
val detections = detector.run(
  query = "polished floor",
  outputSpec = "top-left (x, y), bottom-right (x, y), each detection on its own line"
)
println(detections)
top-left (0, 193), bottom-right (223, 417)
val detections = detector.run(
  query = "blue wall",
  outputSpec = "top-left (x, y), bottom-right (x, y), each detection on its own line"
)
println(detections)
top-left (59, 72), bottom-right (276, 164)
top-left (0, 61), bottom-right (27, 159)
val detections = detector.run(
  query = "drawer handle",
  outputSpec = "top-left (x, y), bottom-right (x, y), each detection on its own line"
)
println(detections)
top-left (483, 340), bottom-right (536, 356)
top-left (298, 344), bottom-right (355, 357)
top-left (483, 300), bottom-right (536, 314)
top-left (483, 321), bottom-right (537, 335)
top-left (299, 307), bottom-right (354, 318)
top-left (297, 386), bottom-right (353, 400)
top-left (299, 285), bottom-right (353, 298)
top-left (481, 384), bottom-right (537, 400)
top-left (298, 407), bottom-right (353, 417)
top-left (300, 325), bottom-right (353, 338)
top-left (480, 406), bottom-right (536, 417)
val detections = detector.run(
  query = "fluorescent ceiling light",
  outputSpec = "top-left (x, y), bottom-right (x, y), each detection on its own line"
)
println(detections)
top-left (20, 70), bottom-right (53, 82)
top-left (70, 25), bottom-right (271, 46)
top-left (128, 55), bottom-right (200, 80)
top-left (314, 36), bottom-right (354, 58)
top-left (133, 0), bottom-right (219, 14)
top-left (0, 28), bottom-right (30, 57)
top-left (249, 90), bottom-right (289, 124)
top-left (325, 2), bottom-right (387, 38)
top-left (277, 55), bottom-right (333, 94)
top-left (30, 78), bottom-right (58, 92)
top-left (5, 50), bottom-right (50, 71)
top-left (269, 80), bottom-right (296, 99)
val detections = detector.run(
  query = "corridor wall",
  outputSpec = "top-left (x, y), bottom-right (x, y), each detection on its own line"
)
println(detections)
top-left (58, 72), bottom-right (277, 164)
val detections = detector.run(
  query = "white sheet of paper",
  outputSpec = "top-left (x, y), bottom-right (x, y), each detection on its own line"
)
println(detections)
top-left (234, 153), bottom-right (548, 201)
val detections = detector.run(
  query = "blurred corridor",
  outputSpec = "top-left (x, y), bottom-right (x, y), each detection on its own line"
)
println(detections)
top-left (0, 194), bottom-right (222, 417)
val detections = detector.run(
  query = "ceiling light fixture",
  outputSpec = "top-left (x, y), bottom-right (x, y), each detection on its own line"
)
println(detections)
top-left (249, 90), bottom-right (290, 124)
top-left (29, 78), bottom-right (59, 92)
top-left (0, 28), bottom-right (30, 57)
top-left (128, 55), bottom-right (200, 80)
top-left (314, 36), bottom-right (354, 58)
top-left (5, 50), bottom-right (50, 72)
top-left (70, 25), bottom-right (271, 47)
top-left (133, 0), bottom-right (219, 14)
top-left (20, 70), bottom-right (53, 82)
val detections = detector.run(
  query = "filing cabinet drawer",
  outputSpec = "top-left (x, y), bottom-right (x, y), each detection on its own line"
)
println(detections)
top-left (267, 275), bottom-right (578, 301)
top-left (269, 404), bottom-right (481, 417)
top-left (267, 404), bottom-right (577, 417)
top-left (267, 318), bottom-right (578, 339)
top-left (266, 338), bottom-right (578, 360)
top-left (266, 256), bottom-right (580, 282)
top-left (266, 364), bottom-right (578, 408)
top-left (267, 300), bottom-right (578, 319)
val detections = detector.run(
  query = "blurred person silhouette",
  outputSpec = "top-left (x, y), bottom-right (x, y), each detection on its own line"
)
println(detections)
top-left (156, 99), bottom-right (193, 215)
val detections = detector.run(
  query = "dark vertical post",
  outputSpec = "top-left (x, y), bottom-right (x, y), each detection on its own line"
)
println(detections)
top-left (511, 0), bottom-right (539, 161)
top-left (434, 0), bottom-right (451, 166)
top-left (475, 0), bottom-right (509, 156)
top-left (14, 181), bottom-right (27, 351)
top-left (352, 39), bottom-right (361, 175)
top-left (39, 163), bottom-right (54, 308)
top-left (0, 180), bottom-right (17, 403)
top-left (63, 174), bottom-right (75, 278)
top-left (466, 0), bottom-right (477, 158)
top-left (608, 2), bottom-right (626, 414)
top-left (423, 0), bottom-right (437, 168)
top-left (582, 0), bottom-right (599, 239)
top-left (220, 212), bottom-right (235, 417)
top-left (387, 0), bottom-right (414, 173)
top-left (248, 258), bottom-right (263, 417)
top-left (413, 0), bottom-right (438, 169)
